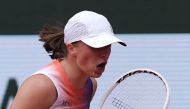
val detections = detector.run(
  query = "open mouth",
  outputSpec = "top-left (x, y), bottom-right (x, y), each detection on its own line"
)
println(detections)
top-left (97, 62), bottom-right (107, 69)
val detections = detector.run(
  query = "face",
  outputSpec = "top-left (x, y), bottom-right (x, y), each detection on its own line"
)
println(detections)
top-left (69, 41), bottom-right (111, 78)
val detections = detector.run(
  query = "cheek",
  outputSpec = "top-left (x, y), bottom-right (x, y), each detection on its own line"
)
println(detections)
top-left (76, 52), bottom-right (97, 71)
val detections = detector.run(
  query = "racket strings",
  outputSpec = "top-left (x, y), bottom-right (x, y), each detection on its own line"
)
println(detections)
top-left (101, 72), bottom-right (167, 109)
top-left (112, 97), bottom-right (134, 109)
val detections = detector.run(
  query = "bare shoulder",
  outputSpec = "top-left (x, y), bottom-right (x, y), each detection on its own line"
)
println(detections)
top-left (10, 74), bottom-right (57, 109)
top-left (90, 77), bottom-right (97, 88)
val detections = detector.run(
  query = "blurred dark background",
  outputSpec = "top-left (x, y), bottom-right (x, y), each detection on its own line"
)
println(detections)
top-left (0, 0), bottom-right (190, 34)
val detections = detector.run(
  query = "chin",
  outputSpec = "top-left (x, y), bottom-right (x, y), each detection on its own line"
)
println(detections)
top-left (93, 72), bottom-right (103, 78)
top-left (93, 74), bottom-right (102, 78)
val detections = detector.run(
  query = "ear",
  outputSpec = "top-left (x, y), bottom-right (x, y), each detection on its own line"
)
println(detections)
top-left (66, 44), bottom-right (77, 57)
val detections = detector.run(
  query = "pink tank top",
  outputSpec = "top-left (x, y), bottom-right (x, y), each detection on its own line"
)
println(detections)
top-left (33, 60), bottom-right (93, 109)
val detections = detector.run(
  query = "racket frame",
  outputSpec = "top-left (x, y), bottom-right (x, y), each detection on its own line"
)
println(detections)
top-left (98, 68), bottom-right (170, 109)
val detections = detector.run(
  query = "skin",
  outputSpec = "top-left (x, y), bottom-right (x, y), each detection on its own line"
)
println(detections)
top-left (10, 41), bottom-right (111, 109)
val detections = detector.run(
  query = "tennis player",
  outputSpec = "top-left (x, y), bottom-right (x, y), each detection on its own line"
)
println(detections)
top-left (10, 10), bottom-right (126, 109)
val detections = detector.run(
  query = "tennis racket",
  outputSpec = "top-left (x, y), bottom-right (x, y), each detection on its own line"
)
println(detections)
top-left (98, 68), bottom-right (170, 109)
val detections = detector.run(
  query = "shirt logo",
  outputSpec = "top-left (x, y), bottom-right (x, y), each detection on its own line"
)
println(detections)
top-left (62, 99), bottom-right (72, 107)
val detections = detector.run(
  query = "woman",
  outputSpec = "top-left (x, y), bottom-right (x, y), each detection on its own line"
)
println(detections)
top-left (10, 10), bottom-right (126, 109)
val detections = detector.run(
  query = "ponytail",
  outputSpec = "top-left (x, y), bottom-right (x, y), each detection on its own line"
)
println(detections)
top-left (39, 24), bottom-right (67, 59)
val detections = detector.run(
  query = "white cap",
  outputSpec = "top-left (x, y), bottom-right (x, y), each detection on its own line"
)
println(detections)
top-left (64, 10), bottom-right (127, 48)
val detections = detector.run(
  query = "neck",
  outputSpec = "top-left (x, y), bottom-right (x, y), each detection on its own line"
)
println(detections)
top-left (60, 59), bottom-right (88, 89)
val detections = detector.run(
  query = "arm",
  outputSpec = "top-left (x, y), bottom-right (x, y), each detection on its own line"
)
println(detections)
top-left (10, 74), bottom-right (57, 109)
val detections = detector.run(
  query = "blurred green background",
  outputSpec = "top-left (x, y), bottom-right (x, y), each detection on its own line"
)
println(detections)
top-left (0, 0), bottom-right (190, 34)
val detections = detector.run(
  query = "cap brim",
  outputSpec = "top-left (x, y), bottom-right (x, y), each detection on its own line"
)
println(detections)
top-left (81, 34), bottom-right (127, 48)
